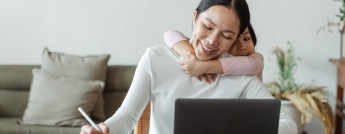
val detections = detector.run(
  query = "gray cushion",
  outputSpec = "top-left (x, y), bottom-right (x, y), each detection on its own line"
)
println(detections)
top-left (41, 48), bottom-right (110, 82)
top-left (41, 48), bottom-right (110, 120)
top-left (20, 69), bottom-right (104, 126)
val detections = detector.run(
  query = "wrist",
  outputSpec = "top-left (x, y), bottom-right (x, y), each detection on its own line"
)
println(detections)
top-left (201, 61), bottom-right (211, 73)
top-left (202, 60), bottom-right (223, 74)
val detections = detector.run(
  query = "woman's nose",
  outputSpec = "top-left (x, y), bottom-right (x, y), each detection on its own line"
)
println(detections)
top-left (206, 33), bottom-right (219, 46)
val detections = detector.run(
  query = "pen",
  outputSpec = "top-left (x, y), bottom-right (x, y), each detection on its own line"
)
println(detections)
top-left (78, 107), bottom-right (101, 131)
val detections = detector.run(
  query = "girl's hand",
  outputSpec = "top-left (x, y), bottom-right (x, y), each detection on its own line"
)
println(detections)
top-left (180, 52), bottom-right (218, 83)
top-left (180, 51), bottom-right (206, 76)
top-left (197, 73), bottom-right (217, 84)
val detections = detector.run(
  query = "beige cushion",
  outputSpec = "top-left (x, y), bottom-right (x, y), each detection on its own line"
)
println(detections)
top-left (20, 69), bottom-right (104, 126)
top-left (41, 48), bottom-right (110, 120)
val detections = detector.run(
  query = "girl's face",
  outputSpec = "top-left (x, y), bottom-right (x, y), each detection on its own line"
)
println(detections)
top-left (191, 5), bottom-right (240, 61)
top-left (228, 27), bottom-right (255, 56)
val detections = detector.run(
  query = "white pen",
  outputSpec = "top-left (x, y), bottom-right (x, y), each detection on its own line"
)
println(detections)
top-left (78, 107), bottom-right (101, 131)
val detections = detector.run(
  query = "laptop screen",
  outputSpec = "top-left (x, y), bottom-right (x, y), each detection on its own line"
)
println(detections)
top-left (174, 99), bottom-right (281, 134)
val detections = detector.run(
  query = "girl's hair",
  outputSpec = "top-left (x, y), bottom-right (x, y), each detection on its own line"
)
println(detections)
top-left (247, 23), bottom-right (257, 46)
top-left (195, 0), bottom-right (250, 38)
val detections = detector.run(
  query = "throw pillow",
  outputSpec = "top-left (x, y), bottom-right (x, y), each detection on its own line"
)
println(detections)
top-left (19, 69), bottom-right (104, 126)
top-left (41, 48), bottom-right (110, 120)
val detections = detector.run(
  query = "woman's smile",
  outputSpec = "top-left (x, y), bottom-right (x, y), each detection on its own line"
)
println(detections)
top-left (200, 42), bottom-right (216, 54)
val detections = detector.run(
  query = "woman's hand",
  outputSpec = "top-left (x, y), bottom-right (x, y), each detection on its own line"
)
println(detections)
top-left (180, 51), bottom-right (206, 76)
top-left (80, 122), bottom-right (109, 134)
top-left (197, 73), bottom-right (217, 84)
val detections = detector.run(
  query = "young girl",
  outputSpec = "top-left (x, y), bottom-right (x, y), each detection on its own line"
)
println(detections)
top-left (163, 24), bottom-right (263, 83)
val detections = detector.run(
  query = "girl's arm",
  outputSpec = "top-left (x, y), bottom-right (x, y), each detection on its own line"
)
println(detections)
top-left (219, 52), bottom-right (264, 76)
top-left (182, 52), bottom-right (263, 82)
top-left (181, 52), bottom-right (264, 77)
top-left (163, 30), bottom-right (193, 59)
top-left (180, 52), bottom-right (223, 76)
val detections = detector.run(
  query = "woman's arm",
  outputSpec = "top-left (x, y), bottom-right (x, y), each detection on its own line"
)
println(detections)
top-left (103, 49), bottom-right (152, 134)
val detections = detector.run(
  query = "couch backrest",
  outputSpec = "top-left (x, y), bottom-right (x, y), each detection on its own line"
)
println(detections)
top-left (0, 65), bottom-right (136, 119)
top-left (103, 65), bottom-right (137, 118)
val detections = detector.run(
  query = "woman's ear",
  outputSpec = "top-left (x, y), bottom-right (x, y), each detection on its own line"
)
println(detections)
top-left (193, 11), bottom-right (197, 27)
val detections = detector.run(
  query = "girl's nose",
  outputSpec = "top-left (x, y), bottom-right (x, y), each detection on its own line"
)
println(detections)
top-left (239, 46), bottom-right (247, 51)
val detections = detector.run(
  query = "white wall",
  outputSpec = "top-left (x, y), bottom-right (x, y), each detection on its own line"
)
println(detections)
top-left (0, 0), bottom-right (341, 133)
top-left (0, 0), bottom-right (200, 65)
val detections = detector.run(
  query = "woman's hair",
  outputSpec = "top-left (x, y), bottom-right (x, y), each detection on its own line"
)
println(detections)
top-left (195, 0), bottom-right (250, 38)
top-left (247, 23), bottom-right (257, 46)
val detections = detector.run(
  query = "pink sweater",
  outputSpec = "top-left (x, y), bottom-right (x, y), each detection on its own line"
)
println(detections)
top-left (163, 30), bottom-right (263, 81)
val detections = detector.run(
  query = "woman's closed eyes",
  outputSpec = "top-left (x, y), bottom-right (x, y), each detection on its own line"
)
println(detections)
top-left (203, 23), bottom-right (233, 40)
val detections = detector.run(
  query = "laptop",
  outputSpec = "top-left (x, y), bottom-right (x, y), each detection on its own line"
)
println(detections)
top-left (174, 99), bottom-right (281, 134)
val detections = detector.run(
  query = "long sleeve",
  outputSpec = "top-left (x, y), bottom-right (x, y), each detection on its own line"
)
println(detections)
top-left (163, 30), bottom-right (189, 48)
top-left (104, 49), bottom-right (152, 134)
top-left (219, 52), bottom-right (264, 81)
top-left (241, 76), bottom-right (297, 134)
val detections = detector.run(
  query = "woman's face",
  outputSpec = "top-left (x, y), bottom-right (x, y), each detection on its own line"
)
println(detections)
top-left (192, 5), bottom-right (240, 61)
top-left (228, 27), bottom-right (255, 56)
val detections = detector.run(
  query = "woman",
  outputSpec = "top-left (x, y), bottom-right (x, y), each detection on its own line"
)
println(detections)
top-left (81, 0), bottom-right (297, 134)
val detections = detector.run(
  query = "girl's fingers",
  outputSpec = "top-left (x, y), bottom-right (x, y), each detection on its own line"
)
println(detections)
top-left (180, 60), bottom-right (185, 65)
top-left (180, 66), bottom-right (191, 75)
top-left (184, 69), bottom-right (189, 75)
top-left (180, 66), bottom-right (186, 71)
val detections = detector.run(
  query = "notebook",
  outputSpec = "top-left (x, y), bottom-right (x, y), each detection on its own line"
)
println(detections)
top-left (174, 99), bottom-right (281, 134)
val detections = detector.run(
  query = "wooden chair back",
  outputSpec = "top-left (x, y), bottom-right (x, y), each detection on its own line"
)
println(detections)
top-left (133, 102), bottom-right (150, 134)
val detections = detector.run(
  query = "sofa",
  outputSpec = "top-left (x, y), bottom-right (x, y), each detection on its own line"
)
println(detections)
top-left (0, 64), bottom-right (137, 134)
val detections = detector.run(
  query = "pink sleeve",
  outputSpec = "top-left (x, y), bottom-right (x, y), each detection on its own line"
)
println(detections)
top-left (163, 30), bottom-right (189, 48)
top-left (256, 72), bottom-right (263, 82)
top-left (219, 52), bottom-right (264, 81)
